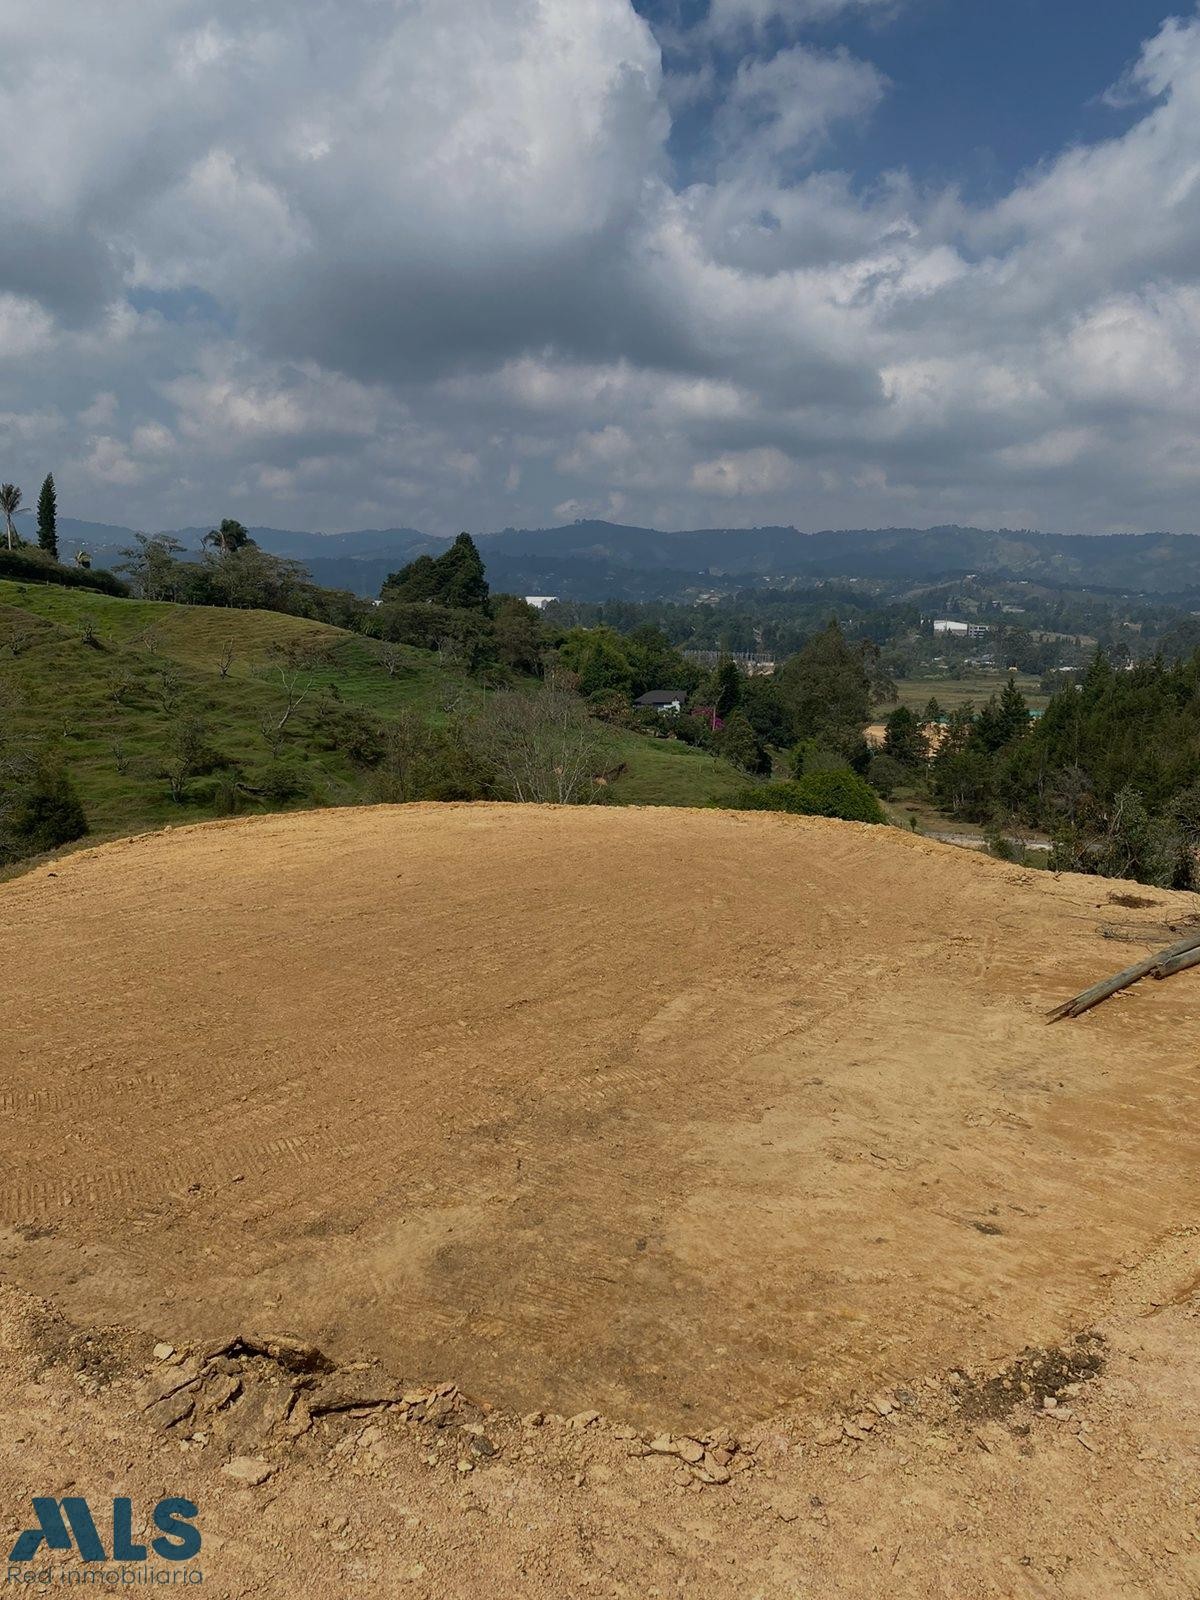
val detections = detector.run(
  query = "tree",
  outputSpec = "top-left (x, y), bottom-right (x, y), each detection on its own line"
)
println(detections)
top-left (471, 675), bottom-right (607, 803)
top-left (382, 532), bottom-right (490, 613)
top-left (440, 532), bottom-right (490, 611)
top-left (159, 716), bottom-right (218, 804)
top-left (202, 518), bottom-right (254, 557)
top-left (866, 752), bottom-right (908, 799)
top-left (718, 710), bottom-right (768, 774)
top-left (712, 657), bottom-right (741, 720)
top-left (555, 627), bottom-right (634, 699)
top-left (775, 621), bottom-right (871, 751)
top-left (36, 474), bottom-right (57, 559)
top-left (257, 640), bottom-right (326, 757)
top-left (116, 534), bottom-right (186, 600)
top-left (0, 484), bottom-right (22, 551)
top-left (882, 706), bottom-right (926, 767)
top-left (0, 751), bottom-right (88, 863)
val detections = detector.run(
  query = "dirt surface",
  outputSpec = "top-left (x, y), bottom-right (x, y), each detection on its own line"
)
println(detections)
top-left (1, 804), bottom-right (1199, 1595)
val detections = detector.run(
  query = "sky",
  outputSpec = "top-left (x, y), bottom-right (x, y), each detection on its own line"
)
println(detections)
top-left (2, 1), bottom-right (1199, 537)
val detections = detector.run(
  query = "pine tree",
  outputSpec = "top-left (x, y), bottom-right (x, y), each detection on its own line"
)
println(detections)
top-left (713, 657), bottom-right (741, 719)
top-left (36, 474), bottom-right (57, 559)
top-left (439, 533), bottom-right (489, 611)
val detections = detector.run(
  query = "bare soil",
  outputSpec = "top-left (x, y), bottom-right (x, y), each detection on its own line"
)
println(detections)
top-left (1, 804), bottom-right (1198, 1596)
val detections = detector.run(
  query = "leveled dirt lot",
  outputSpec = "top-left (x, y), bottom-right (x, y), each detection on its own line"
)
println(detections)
top-left (1, 805), bottom-right (1198, 1595)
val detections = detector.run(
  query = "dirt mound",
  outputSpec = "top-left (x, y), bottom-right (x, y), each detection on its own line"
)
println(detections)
top-left (2, 804), bottom-right (1198, 1434)
top-left (3, 803), bottom-right (1200, 1594)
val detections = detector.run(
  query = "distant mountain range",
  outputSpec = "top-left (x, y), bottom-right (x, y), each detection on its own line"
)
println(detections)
top-left (25, 515), bottom-right (1200, 602)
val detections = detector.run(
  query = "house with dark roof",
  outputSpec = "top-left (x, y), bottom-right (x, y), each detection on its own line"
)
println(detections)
top-left (633, 689), bottom-right (686, 714)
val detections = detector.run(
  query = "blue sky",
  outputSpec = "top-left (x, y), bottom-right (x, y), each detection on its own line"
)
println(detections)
top-left (641, 0), bottom-right (1173, 194)
top-left (3, 1), bottom-right (1200, 537)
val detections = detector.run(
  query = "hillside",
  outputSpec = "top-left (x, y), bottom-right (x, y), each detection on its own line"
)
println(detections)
top-left (0, 581), bottom-right (747, 852)
top-left (1, 806), bottom-right (1197, 1595)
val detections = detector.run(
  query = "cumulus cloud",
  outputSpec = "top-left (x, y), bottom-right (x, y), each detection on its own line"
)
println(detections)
top-left (1, 1), bottom-right (1200, 536)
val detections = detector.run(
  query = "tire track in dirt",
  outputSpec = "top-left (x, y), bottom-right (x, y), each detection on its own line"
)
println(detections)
top-left (2, 804), bottom-right (1198, 1428)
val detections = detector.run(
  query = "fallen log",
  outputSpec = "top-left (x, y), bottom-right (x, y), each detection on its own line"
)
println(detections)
top-left (1047, 928), bottom-right (1200, 1022)
top-left (1152, 945), bottom-right (1200, 981)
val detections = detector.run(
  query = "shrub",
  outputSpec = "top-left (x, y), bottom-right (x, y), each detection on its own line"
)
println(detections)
top-left (0, 756), bottom-right (89, 862)
top-left (727, 769), bottom-right (887, 825)
top-left (0, 548), bottom-right (128, 596)
top-left (866, 753), bottom-right (907, 800)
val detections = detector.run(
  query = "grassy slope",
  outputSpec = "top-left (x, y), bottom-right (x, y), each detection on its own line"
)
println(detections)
top-left (0, 582), bottom-right (746, 845)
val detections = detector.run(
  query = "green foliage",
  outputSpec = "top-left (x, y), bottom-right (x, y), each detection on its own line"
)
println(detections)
top-left (382, 532), bottom-right (489, 612)
top-left (774, 621), bottom-right (872, 749)
top-left (36, 475), bottom-right (57, 559)
top-left (0, 547), bottom-right (128, 595)
top-left (371, 712), bottom-right (492, 803)
top-left (970, 677), bottom-right (1030, 754)
top-left (866, 752), bottom-right (908, 799)
top-left (717, 710), bottom-right (768, 774)
top-left (728, 769), bottom-right (886, 825)
top-left (556, 626), bottom-right (635, 699)
top-left (712, 657), bottom-right (740, 719)
top-left (202, 518), bottom-right (253, 557)
top-left (883, 706), bottom-right (925, 766)
top-left (0, 753), bottom-right (89, 863)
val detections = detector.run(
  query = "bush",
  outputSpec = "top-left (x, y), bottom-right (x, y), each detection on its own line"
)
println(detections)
top-left (0, 756), bottom-right (89, 862)
top-left (727, 769), bottom-right (887, 825)
top-left (0, 548), bottom-right (128, 596)
top-left (245, 760), bottom-right (311, 804)
top-left (866, 753), bottom-right (907, 800)
top-left (371, 713), bottom-right (492, 803)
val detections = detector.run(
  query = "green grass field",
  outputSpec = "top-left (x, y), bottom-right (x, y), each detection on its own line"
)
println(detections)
top-left (605, 730), bottom-right (751, 807)
top-left (0, 582), bottom-right (747, 854)
top-left (881, 674), bottom-right (1050, 714)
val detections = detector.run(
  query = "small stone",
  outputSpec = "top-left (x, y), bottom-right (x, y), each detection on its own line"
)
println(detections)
top-left (147, 1390), bottom-right (196, 1432)
top-left (469, 1435), bottom-right (497, 1458)
top-left (699, 1452), bottom-right (731, 1484)
top-left (456, 1459), bottom-right (474, 1474)
top-left (870, 1394), bottom-right (895, 1416)
top-left (568, 1410), bottom-right (601, 1429)
top-left (675, 1438), bottom-right (704, 1464)
top-left (522, 1412), bottom-right (544, 1428)
top-left (285, 1398), bottom-right (313, 1439)
top-left (648, 1434), bottom-right (676, 1454)
top-left (221, 1456), bottom-right (274, 1487)
top-left (815, 1426), bottom-right (843, 1447)
top-left (153, 1343), bottom-right (176, 1362)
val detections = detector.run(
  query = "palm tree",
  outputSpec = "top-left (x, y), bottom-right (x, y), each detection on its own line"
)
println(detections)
top-left (202, 518), bottom-right (252, 557)
top-left (0, 483), bottom-right (21, 551)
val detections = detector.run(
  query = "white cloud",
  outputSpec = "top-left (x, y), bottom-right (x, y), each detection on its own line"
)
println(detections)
top-left (715, 45), bottom-right (887, 169)
top-left (2, 3), bottom-right (1200, 535)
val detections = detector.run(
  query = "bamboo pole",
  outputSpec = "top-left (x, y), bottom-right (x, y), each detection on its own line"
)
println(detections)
top-left (1046, 928), bottom-right (1200, 1022)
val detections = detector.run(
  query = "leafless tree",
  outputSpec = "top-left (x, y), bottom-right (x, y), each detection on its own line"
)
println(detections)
top-left (257, 640), bottom-right (326, 756)
top-left (379, 643), bottom-right (402, 679)
top-left (160, 715), bottom-right (212, 803)
top-left (152, 666), bottom-right (185, 716)
top-left (218, 639), bottom-right (235, 679)
top-left (472, 677), bottom-right (607, 804)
